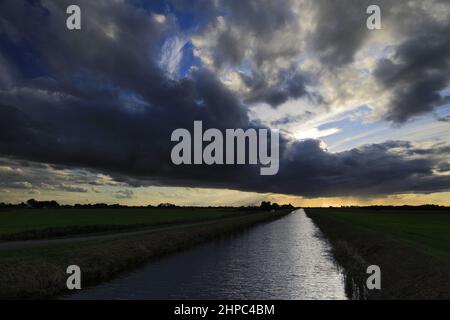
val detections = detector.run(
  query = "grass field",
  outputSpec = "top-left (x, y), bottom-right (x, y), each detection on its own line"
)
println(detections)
top-left (308, 209), bottom-right (450, 260)
top-left (307, 208), bottom-right (450, 299)
top-left (0, 208), bottom-right (240, 240)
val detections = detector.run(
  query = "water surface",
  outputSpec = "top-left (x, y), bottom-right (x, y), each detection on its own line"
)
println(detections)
top-left (69, 209), bottom-right (347, 299)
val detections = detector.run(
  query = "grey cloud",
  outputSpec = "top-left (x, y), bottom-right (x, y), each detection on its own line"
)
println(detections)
top-left (438, 115), bottom-right (450, 122)
top-left (374, 24), bottom-right (450, 123)
top-left (182, 0), bottom-right (450, 119)
top-left (223, 0), bottom-right (294, 38)
top-left (214, 30), bottom-right (245, 68)
top-left (243, 70), bottom-right (311, 108)
top-left (9, 181), bottom-right (33, 189)
top-left (308, 0), bottom-right (450, 122)
top-left (115, 189), bottom-right (134, 199)
top-left (311, 0), bottom-right (384, 67)
top-left (189, 0), bottom-right (307, 107)
top-left (309, 0), bottom-right (443, 68)
top-left (59, 184), bottom-right (89, 193)
top-left (437, 162), bottom-right (450, 173)
top-left (262, 140), bottom-right (450, 197)
top-left (0, 0), bottom-right (449, 199)
top-left (0, 157), bottom-right (110, 193)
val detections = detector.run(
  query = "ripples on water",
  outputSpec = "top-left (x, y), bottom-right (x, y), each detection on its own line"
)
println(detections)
top-left (68, 209), bottom-right (347, 300)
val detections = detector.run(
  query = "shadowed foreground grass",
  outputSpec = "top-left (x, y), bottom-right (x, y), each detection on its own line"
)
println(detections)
top-left (0, 209), bottom-right (291, 299)
top-left (307, 208), bottom-right (450, 300)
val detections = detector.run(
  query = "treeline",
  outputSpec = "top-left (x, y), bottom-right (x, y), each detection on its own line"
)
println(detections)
top-left (259, 201), bottom-right (294, 211)
top-left (0, 199), bottom-right (295, 211)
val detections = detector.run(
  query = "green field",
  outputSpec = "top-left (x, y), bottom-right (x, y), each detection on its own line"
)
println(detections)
top-left (308, 209), bottom-right (450, 260)
top-left (0, 208), bottom-right (239, 239)
top-left (307, 208), bottom-right (450, 299)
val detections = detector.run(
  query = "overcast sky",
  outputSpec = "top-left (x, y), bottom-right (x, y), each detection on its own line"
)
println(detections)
top-left (0, 0), bottom-right (449, 206)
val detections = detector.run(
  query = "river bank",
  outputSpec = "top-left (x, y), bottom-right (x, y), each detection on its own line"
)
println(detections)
top-left (67, 209), bottom-right (347, 300)
top-left (306, 208), bottom-right (450, 299)
top-left (0, 209), bottom-right (292, 299)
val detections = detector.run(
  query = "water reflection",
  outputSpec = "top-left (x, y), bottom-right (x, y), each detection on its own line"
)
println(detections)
top-left (68, 209), bottom-right (347, 300)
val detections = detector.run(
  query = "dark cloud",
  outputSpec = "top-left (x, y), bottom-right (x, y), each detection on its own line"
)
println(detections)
top-left (311, 0), bottom-right (450, 123)
top-left (437, 162), bottom-right (450, 173)
top-left (1, 85), bottom-right (449, 198)
top-left (438, 115), bottom-right (450, 122)
top-left (59, 184), bottom-right (88, 193)
top-left (311, 0), bottom-right (386, 67)
top-left (0, 0), bottom-right (449, 200)
top-left (223, 0), bottom-right (294, 37)
top-left (244, 140), bottom-right (450, 197)
top-left (8, 181), bottom-right (33, 190)
top-left (0, 157), bottom-right (100, 194)
top-left (184, 0), bottom-right (308, 107)
top-left (242, 69), bottom-right (312, 108)
top-left (309, 0), bottom-right (438, 68)
top-left (213, 30), bottom-right (245, 68)
top-left (374, 24), bottom-right (450, 123)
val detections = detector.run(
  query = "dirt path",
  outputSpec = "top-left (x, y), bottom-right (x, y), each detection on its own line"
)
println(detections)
top-left (0, 219), bottom-right (227, 251)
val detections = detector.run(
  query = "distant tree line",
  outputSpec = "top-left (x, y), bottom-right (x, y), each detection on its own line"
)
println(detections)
top-left (2, 200), bottom-right (447, 211)
top-left (0, 199), bottom-right (295, 210)
top-left (0, 199), bottom-right (182, 209)
top-left (259, 201), bottom-right (294, 211)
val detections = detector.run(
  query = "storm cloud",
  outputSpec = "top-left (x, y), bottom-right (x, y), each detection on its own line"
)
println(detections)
top-left (312, 0), bottom-right (450, 122)
top-left (374, 24), bottom-right (450, 122)
top-left (0, 0), bottom-right (449, 200)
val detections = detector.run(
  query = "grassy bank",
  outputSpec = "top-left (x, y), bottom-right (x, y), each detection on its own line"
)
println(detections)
top-left (306, 208), bottom-right (450, 300)
top-left (0, 208), bottom-right (239, 241)
top-left (0, 209), bottom-right (292, 299)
